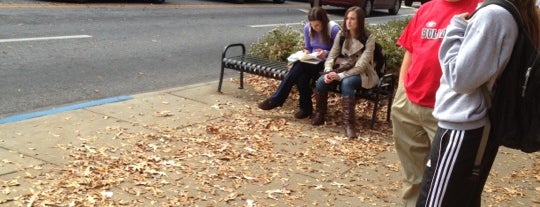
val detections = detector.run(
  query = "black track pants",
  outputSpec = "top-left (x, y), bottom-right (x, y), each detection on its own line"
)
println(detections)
top-left (416, 127), bottom-right (499, 207)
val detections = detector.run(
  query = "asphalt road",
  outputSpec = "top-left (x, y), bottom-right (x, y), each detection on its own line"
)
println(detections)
top-left (0, 0), bottom-right (416, 119)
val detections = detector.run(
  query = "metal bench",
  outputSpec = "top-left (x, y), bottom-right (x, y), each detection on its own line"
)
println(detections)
top-left (218, 43), bottom-right (396, 129)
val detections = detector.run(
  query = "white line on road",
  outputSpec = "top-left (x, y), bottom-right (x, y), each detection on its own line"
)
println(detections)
top-left (248, 8), bottom-right (308, 28)
top-left (249, 22), bottom-right (304, 28)
top-left (0, 35), bottom-right (92, 43)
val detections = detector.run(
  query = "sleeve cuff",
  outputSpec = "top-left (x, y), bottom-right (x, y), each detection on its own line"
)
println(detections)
top-left (338, 73), bottom-right (346, 80)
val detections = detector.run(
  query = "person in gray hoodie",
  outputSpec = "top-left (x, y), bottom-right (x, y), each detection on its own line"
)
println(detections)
top-left (416, 0), bottom-right (540, 206)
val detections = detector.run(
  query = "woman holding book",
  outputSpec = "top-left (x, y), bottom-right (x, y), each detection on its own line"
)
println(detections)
top-left (312, 6), bottom-right (378, 138)
top-left (257, 7), bottom-right (340, 119)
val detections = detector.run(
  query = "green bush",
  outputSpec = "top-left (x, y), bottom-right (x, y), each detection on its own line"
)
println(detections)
top-left (367, 18), bottom-right (410, 75)
top-left (249, 18), bottom-right (411, 75)
top-left (249, 26), bottom-right (304, 62)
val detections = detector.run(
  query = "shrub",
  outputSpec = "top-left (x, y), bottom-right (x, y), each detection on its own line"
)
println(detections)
top-left (248, 18), bottom-right (411, 75)
top-left (249, 26), bottom-right (304, 62)
top-left (367, 18), bottom-right (410, 75)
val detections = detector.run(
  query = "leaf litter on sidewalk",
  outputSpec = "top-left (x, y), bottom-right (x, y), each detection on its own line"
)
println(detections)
top-left (0, 75), bottom-right (538, 206)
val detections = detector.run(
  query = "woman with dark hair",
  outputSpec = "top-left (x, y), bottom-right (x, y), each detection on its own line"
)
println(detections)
top-left (417, 0), bottom-right (540, 206)
top-left (258, 7), bottom-right (340, 119)
top-left (311, 6), bottom-right (378, 138)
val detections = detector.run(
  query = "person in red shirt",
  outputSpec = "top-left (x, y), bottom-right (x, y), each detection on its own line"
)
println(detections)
top-left (390, 0), bottom-right (480, 206)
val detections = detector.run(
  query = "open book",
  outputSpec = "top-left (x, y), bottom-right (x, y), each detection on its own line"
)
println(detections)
top-left (287, 51), bottom-right (322, 65)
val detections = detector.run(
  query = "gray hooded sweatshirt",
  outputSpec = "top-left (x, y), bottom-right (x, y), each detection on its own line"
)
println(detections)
top-left (434, 4), bottom-right (519, 130)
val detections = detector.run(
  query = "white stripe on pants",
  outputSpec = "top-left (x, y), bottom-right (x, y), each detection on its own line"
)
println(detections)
top-left (426, 130), bottom-right (464, 206)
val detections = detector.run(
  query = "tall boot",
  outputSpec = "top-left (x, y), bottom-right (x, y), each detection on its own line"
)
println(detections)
top-left (311, 91), bottom-right (328, 126)
top-left (342, 96), bottom-right (357, 138)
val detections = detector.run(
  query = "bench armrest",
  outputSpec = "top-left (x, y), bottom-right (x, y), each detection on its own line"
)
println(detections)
top-left (377, 73), bottom-right (396, 89)
top-left (222, 43), bottom-right (246, 60)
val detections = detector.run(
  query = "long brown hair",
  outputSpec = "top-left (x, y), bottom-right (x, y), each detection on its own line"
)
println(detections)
top-left (341, 6), bottom-right (371, 48)
top-left (516, 0), bottom-right (540, 47)
top-left (308, 7), bottom-right (331, 44)
top-left (341, 6), bottom-right (371, 45)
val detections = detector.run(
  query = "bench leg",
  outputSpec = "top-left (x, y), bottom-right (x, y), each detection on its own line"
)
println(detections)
top-left (239, 71), bottom-right (244, 89)
top-left (370, 99), bottom-right (379, 129)
top-left (386, 96), bottom-right (393, 122)
top-left (218, 65), bottom-right (225, 93)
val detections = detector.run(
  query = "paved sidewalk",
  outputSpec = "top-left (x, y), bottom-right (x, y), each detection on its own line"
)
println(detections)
top-left (0, 80), bottom-right (538, 206)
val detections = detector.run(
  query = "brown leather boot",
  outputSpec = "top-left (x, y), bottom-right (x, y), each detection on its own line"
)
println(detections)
top-left (311, 91), bottom-right (328, 126)
top-left (258, 98), bottom-right (282, 110)
top-left (342, 96), bottom-right (357, 138)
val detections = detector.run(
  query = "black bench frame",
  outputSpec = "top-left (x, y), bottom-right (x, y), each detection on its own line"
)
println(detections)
top-left (218, 43), bottom-right (396, 129)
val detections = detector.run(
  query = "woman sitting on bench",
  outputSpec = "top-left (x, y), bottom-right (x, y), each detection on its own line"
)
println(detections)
top-left (312, 6), bottom-right (378, 138)
top-left (257, 7), bottom-right (340, 119)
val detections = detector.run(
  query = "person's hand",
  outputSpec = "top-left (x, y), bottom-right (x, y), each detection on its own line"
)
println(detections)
top-left (457, 12), bottom-right (470, 20)
top-left (324, 72), bottom-right (339, 83)
top-left (315, 49), bottom-right (326, 59)
top-left (323, 73), bottom-right (332, 84)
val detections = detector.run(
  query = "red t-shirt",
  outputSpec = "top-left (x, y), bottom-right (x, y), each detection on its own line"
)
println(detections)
top-left (397, 0), bottom-right (480, 108)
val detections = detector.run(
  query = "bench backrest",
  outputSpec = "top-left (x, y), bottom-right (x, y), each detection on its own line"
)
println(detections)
top-left (373, 42), bottom-right (386, 77)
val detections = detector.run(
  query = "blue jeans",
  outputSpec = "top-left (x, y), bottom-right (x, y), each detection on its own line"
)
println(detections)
top-left (268, 61), bottom-right (323, 113)
top-left (315, 75), bottom-right (362, 97)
